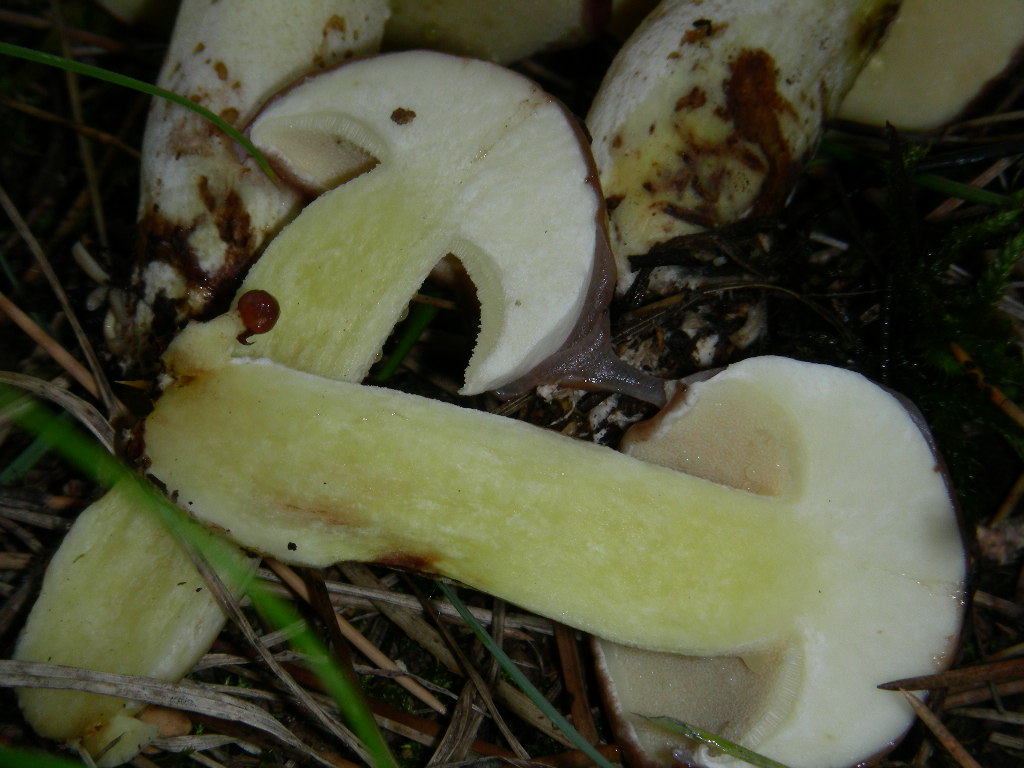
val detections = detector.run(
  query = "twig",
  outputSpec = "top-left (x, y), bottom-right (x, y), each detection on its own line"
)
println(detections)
top-left (0, 96), bottom-right (140, 158)
top-left (926, 156), bottom-right (1017, 222)
top-left (266, 559), bottom-right (448, 715)
top-left (900, 690), bottom-right (984, 768)
top-left (946, 679), bottom-right (1024, 709)
top-left (409, 578), bottom-right (531, 759)
top-left (53, 0), bottom-right (109, 249)
top-left (554, 624), bottom-right (599, 746)
top-left (0, 9), bottom-right (127, 52)
top-left (881, 657), bottom-right (1024, 691)
top-left (0, 660), bottom-right (338, 768)
top-left (0, 371), bottom-right (114, 452)
top-left (951, 342), bottom-right (1024, 430)
top-left (0, 183), bottom-right (122, 419)
top-left (183, 554), bottom-right (372, 764)
top-left (0, 290), bottom-right (98, 398)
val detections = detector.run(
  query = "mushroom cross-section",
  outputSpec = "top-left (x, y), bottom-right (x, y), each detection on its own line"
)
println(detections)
top-left (144, 327), bottom-right (965, 759)
top-left (235, 50), bottom-right (610, 395)
top-left (596, 357), bottom-right (967, 768)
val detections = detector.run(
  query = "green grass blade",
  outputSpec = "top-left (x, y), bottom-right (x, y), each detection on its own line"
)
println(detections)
top-left (817, 139), bottom-right (1011, 208)
top-left (436, 580), bottom-right (617, 768)
top-left (0, 42), bottom-right (276, 181)
top-left (910, 173), bottom-right (1009, 208)
top-left (643, 715), bottom-right (795, 768)
top-left (375, 301), bottom-right (440, 382)
top-left (0, 385), bottom-right (396, 768)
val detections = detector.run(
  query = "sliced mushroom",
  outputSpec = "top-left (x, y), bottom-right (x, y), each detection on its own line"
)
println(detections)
top-left (838, 0), bottom-right (1024, 131)
top-left (14, 48), bottom-right (652, 761)
top-left (237, 50), bottom-right (612, 395)
top-left (14, 480), bottom-right (255, 766)
top-left (595, 359), bottom-right (966, 768)
top-left (586, 0), bottom-right (900, 292)
top-left (144, 327), bottom-right (965, 688)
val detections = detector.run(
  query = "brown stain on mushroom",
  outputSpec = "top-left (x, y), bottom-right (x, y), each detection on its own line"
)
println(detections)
top-left (197, 175), bottom-right (256, 258)
top-left (675, 87), bottom-right (707, 112)
top-left (373, 551), bottom-right (437, 573)
top-left (602, 45), bottom-right (803, 239)
top-left (390, 107), bottom-right (416, 125)
top-left (677, 48), bottom-right (792, 223)
top-left (681, 18), bottom-right (723, 45)
top-left (131, 178), bottom-right (257, 369)
top-left (718, 48), bottom-right (799, 217)
top-left (854, 0), bottom-right (902, 57)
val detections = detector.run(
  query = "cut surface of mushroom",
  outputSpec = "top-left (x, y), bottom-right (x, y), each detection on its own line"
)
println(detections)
top-left (586, 0), bottom-right (900, 291)
top-left (838, 0), bottom-right (1024, 131)
top-left (147, 318), bottom-right (808, 653)
top-left (596, 359), bottom-right (966, 768)
top-left (239, 50), bottom-right (607, 394)
top-left (15, 479), bottom-right (255, 766)
top-left (145, 326), bottom-right (963, 683)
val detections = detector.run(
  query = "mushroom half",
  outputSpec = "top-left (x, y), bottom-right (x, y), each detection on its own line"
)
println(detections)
top-left (237, 49), bottom-right (614, 395)
top-left (595, 357), bottom-right (967, 768)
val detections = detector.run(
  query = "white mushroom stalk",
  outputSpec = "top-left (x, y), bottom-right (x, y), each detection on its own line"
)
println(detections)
top-left (120, 0), bottom-right (389, 370)
top-left (587, 0), bottom-right (901, 291)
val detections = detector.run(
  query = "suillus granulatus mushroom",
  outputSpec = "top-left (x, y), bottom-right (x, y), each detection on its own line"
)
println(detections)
top-left (234, 50), bottom-right (623, 395)
top-left (125, 331), bottom-right (965, 768)
top-left (13, 6), bottom-right (966, 768)
top-left (586, 0), bottom-right (901, 292)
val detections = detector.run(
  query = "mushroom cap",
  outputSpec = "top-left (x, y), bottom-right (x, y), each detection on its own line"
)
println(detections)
top-left (599, 357), bottom-right (967, 768)
top-left (237, 50), bottom-right (607, 395)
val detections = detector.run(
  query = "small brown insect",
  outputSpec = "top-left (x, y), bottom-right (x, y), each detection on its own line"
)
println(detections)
top-left (236, 289), bottom-right (280, 344)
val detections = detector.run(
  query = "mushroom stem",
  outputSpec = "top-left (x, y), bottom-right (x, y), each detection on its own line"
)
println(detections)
top-left (147, 319), bottom-right (808, 655)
